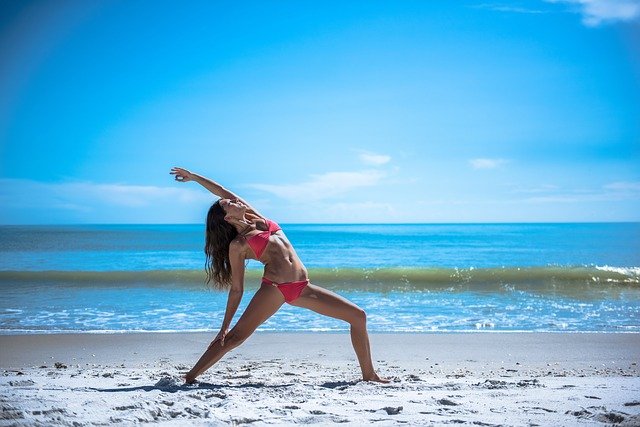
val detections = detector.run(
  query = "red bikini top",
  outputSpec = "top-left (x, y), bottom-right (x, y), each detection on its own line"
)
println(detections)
top-left (245, 219), bottom-right (281, 258)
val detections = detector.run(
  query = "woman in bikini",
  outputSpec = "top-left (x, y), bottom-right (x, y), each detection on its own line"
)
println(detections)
top-left (170, 167), bottom-right (388, 383)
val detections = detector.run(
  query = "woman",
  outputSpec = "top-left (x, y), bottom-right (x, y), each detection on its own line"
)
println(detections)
top-left (170, 167), bottom-right (388, 383)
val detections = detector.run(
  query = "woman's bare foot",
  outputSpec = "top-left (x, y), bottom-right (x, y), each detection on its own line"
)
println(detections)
top-left (184, 373), bottom-right (197, 385)
top-left (363, 373), bottom-right (391, 383)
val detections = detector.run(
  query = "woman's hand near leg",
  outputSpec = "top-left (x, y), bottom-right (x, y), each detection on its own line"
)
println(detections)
top-left (184, 284), bottom-right (284, 384)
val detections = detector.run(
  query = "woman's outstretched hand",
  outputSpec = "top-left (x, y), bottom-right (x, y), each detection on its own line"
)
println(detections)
top-left (170, 167), bottom-right (193, 182)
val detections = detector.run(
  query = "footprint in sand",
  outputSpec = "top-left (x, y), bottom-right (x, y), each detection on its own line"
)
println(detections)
top-left (154, 377), bottom-right (181, 390)
top-left (367, 406), bottom-right (403, 415)
top-left (528, 406), bottom-right (556, 413)
top-left (0, 405), bottom-right (23, 421)
top-left (31, 408), bottom-right (66, 416)
top-left (516, 379), bottom-right (542, 388)
top-left (436, 398), bottom-right (459, 406)
top-left (8, 380), bottom-right (35, 387)
top-left (113, 404), bottom-right (141, 411)
top-left (187, 391), bottom-right (227, 400)
top-left (184, 407), bottom-right (203, 417)
top-left (593, 411), bottom-right (628, 424)
top-left (475, 379), bottom-right (508, 389)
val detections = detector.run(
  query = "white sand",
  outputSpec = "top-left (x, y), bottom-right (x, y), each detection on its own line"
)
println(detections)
top-left (1, 332), bottom-right (639, 426)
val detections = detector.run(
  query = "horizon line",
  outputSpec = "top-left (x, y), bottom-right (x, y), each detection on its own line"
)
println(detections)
top-left (1, 221), bottom-right (639, 226)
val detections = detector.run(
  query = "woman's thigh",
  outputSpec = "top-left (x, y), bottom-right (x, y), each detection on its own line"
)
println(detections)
top-left (232, 283), bottom-right (285, 337)
top-left (289, 283), bottom-right (364, 324)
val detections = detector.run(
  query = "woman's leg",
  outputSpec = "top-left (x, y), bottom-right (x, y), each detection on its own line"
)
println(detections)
top-left (289, 283), bottom-right (388, 382)
top-left (185, 284), bottom-right (284, 382)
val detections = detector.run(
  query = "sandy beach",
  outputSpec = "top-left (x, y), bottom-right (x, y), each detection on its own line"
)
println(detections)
top-left (1, 332), bottom-right (639, 426)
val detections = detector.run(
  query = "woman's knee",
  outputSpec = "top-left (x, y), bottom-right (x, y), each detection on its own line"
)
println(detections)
top-left (349, 307), bottom-right (367, 328)
top-left (225, 327), bottom-right (251, 347)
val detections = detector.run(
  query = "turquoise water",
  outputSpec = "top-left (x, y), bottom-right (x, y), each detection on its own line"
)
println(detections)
top-left (0, 223), bottom-right (638, 333)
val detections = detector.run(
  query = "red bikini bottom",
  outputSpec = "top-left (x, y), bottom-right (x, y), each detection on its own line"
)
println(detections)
top-left (261, 277), bottom-right (309, 303)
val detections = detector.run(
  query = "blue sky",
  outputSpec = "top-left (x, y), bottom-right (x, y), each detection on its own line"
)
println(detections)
top-left (0, 0), bottom-right (638, 224)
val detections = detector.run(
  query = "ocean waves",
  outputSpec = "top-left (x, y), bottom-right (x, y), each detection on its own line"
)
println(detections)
top-left (1, 266), bottom-right (638, 334)
top-left (1, 285), bottom-right (638, 334)
top-left (1, 266), bottom-right (638, 291)
top-left (3, 224), bottom-right (638, 334)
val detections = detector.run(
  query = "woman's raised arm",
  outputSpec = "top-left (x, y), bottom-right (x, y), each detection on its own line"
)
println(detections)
top-left (170, 167), bottom-right (264, 218)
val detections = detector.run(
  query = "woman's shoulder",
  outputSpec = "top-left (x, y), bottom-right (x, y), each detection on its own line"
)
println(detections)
top-left (229, 235), bottom-right (248, 252)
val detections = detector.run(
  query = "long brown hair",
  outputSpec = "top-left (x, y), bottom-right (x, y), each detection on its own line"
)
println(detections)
top-left (204, 200), bottom-right (238, 288)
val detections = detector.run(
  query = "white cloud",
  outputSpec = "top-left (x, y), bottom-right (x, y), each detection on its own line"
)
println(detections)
top-left (473, 4), bottom-right (548, 14)
top-left (313, 201), bottom-right (397, 223)
top-left (509, 184), bottom-right (560, 194)
top-left (250, 170), bottom-right (386, 202)
top-left (52, 182), bottom-right (210, 208)
top-left (477, 1), bottom-right (640, 26)
top-left (0, 179), bottom-right (212, 223)
top-left (525, 194), bottom-right (609, 203)
top-left (523, 181), bottom-right (640, 203)
top-left (604, 181), bottom-right (640, 192)
top-left (469, 158), bottom-right (509, 170)
top-left (545, 0), bottom-right (640, 26)
top-left (358, 151), bottom-right (391, 166)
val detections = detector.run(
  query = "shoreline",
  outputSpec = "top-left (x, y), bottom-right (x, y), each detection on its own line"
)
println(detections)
top-left (3, 328), bottom-right (640, 332)
top-left (3, 329), bottom-right (640, 336)
top-left (2, 331), bottom-right (639, 366)
top-left (2, 332), bottom-right (639, 425)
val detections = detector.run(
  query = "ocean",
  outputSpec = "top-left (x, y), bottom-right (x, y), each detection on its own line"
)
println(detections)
top-left (0, 223), bottom-right (638, 334)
